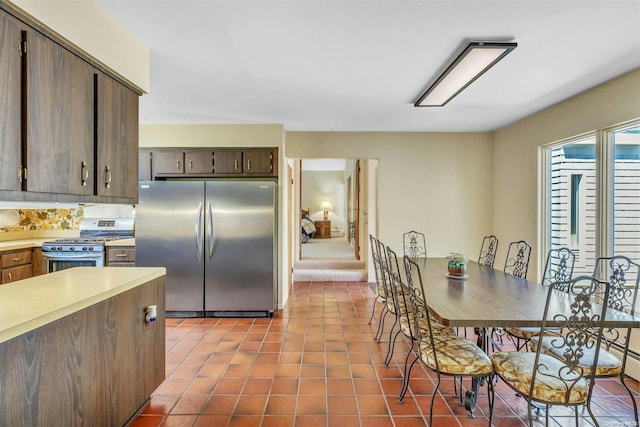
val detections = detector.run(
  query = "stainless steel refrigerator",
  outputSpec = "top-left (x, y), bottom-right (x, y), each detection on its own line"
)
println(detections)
top-left (135, 180), bottom-right (276, 317)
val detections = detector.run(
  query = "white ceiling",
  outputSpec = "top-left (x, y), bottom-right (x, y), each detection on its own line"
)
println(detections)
top-left (98, 0), bottom-right (640, 132)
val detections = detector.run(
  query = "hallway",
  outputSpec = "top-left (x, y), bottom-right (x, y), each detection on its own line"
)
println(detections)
top-left (130, 281), bottom-right (639, 427)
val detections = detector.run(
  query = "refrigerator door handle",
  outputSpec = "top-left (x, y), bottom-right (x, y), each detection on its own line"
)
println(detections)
top-left (195, 202), bottom-right (203, 262)
top-left (206, 201), bottom-right (215, 260)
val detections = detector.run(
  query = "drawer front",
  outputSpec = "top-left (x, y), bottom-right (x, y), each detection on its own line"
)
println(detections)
top-left (107, 247), bottom-right (135, 264)
top-left (1, 249), bottom-right (33, 268)
top-left (1, 264), bottom-right (33, 284)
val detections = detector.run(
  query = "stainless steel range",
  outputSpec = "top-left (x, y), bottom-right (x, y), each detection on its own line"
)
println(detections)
top-left (41, 218), bottom-right (134, 273)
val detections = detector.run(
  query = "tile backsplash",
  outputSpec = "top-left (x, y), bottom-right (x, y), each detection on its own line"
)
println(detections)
top-left (0, 208), bottom-right (84, 232)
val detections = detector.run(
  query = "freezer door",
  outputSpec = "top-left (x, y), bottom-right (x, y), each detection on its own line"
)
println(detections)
top-left (204, 181), bottom-right (275, 313)
top-left (136, 181), bottom-right (205, 314)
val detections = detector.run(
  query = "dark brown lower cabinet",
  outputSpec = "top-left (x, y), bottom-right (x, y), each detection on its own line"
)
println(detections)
top-left (0, 276), bottom-right (165, 427)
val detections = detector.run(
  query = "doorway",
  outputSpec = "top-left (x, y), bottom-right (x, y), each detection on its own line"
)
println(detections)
top-left (292, 158), bottom-right (376, 282)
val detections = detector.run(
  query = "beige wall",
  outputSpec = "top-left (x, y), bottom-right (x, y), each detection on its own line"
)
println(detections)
top-left (493, 69), bottom-right (640, 280)
top-left (8, 0), bottom-right (149, 92)
top-left (286, 132), bottom-right (495, 260)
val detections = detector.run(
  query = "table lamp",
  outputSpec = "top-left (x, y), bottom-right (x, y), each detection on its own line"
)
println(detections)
top-left (320, 201), bottom-right (333, 221)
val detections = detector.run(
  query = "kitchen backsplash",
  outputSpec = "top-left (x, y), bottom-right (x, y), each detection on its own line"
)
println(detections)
top-left (0, 208), bottom-right (84, 232)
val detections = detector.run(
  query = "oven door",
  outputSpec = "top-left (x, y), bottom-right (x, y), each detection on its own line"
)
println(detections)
top-left (42, 252), bottom-right (105, 274)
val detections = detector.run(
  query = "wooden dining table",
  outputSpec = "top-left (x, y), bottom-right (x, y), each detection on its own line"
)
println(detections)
top-left (406, 257), bottom-right (640, 413)
top-left (411, 257), bottom-right (640, 329)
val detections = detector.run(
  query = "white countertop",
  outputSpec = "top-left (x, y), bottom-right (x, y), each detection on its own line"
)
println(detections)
top-left (106, 238), bottom-right (136, 247)
top-left (0, 238), bottom-right (50, 251)
top-left (0, 266), bottom-right (165, 343)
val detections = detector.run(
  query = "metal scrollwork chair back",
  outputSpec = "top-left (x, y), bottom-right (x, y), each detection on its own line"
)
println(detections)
top-left (493, 276), bottom-right (611, 426)
top-left (541, 247), bottom-right (576, 286)
top-left (505, 247), bottom-right (576, 351)
top-left (590, 255), bottom-right (640, 427)
top-left (478, 235), bottom-right (499, 268)
top-left (403, 231), bottom-right (427, 258)
top-left (367, 234), bottom-right (385, 326)
top-left (400, 256), bottom-right (494, 424)
top-left (503, 240), bottom-right (532, 279)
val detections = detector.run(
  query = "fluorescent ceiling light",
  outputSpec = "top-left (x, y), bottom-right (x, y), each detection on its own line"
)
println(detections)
top-left (415, 41), bottom-right (517, 107)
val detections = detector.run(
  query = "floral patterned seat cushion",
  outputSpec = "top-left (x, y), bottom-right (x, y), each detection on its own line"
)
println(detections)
top-left (399, 313), bottom-right (457, 338)
top-left (505, 326), bottom-right (542, 340)
top-left (532, 336), bottom-right (622, 377)
top-left (418, 335), bottom-right (493, 376)
top-left (491, 351), bottom-right (589, 404)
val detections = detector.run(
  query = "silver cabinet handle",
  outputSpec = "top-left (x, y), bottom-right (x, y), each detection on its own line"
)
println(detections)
top-left (206, 201), bottom-right (214, 260)
top-left (195, 202), bottom-right (203, 262)
top-left (105, 165), bottom-right (112, 189)
top-left (176, 160), bottom-right (181, 171)
top-left (234, 159), bottom-right (238, 171)
top-left (189, 160), bottom-right (193, 171)
top-left (247, 159), bottom-right (251, 171)
top-left (8, 272), bottom-right (12, 281)
top-left (81, 161), bottom-right (89, 186)
top-left (115, 253), bottom-right (128, 257)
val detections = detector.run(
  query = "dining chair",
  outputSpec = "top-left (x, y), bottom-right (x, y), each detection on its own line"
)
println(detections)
top-left (383, 248), bottom-right (456, 367)
top-left (492, 275), bottom-right (611, 426)
top-left (503, 240), bottom-right (532, 278)
top-left (536, 255), bottom-right (640, 427)
top-left (372, 238), bottom-right (395, 343)
top-left (477, 235), bottom-right (499, 268)
top-left (402, 230), bottom-right (427, 258)
top-left (367, 234), bottom-right (386, 326)
top-left (400, 256), bottom-right (494, 424)
top-left (505, 247), bottom-right (576, 351)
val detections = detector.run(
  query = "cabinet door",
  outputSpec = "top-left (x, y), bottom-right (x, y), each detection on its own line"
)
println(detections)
top-left (153, 150), bottom-right (184, 175)
top-left (1, 264), bottom-right (32, 284)
top-left (243, 149), bottom-right (274, 175)
top-left (139, 149), bottom-right (152, 181)
top-left (26, 30), bottom-right (94, 195)
top-left (185, 150), bottom-right (213, 174)
top-left (32, 248), bottom-right (43, 277)
top-left (213, 150), bottom-right (243, 174)
top-left (0, 12), bottom-right (22, 191)
top-left (96, 73), bottom-right (139, 198)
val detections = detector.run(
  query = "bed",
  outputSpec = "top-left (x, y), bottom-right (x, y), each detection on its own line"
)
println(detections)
top-left (301, 209), bottom-right (316, 243)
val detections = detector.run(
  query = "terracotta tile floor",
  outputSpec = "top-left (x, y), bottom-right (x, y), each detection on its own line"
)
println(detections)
top-left (131, 281), bottom-right (639, 427)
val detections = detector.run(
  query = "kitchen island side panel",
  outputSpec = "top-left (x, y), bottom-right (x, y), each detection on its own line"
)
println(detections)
top-left (0, 276), bottom-right (165, 427)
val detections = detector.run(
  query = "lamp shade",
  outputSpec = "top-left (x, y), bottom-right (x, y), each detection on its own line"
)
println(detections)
top-left (320, 201), bottom-right (333, 211)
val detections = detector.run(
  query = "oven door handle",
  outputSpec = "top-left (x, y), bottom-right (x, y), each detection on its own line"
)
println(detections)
top-left (195, 202), bottom-right (203, 262)
top-left (42, 252), bottom-right (104, 260)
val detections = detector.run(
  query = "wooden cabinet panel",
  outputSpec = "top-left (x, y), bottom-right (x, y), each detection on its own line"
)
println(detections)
top-left (139, 149), bottom-right (152, 181)
top-left (26, 29), bottom-right (95, 196)
top-left (0, 12), bottom-right (22, 192)
top-left (243, 149), bottom-right (274, 175)
top-left (1, 264), bottom-right (32, 284)
top-left (96, 72), bottom-right (139, 199)
top-left (106, 247), bottom-right (135, 266)
top-left (185, 150), bottom-right (213, 174)
top-left (314, 220), bottom-right (331, 239)
top-left (32, 247), bottom-right (43, 277)
top-left (154, 150), bottom-right (184, 175)
top-left (1, 249), bottom-right (33, 284)
top-left (213, 150), bottom-right (243, 174)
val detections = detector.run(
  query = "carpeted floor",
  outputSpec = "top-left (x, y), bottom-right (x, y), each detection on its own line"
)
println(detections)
top-left (301, 238), bottom-right (356, 259)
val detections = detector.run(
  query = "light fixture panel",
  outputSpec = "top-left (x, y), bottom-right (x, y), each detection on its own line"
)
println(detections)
top-left (415, 41), bottom-right (517, 107)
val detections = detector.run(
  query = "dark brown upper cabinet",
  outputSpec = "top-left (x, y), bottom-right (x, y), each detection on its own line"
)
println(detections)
top-left (147, 148), bottom-right (277, 179)
top-left (213, 150), bottom-right (243, 174)
top-left (243, 148), bottom-right (274, 175)
top-left (185, 150), bottom-right (213, 174)
top-left (26, 29), bottom-right (95, 196)
top-left (0, 4), bottom-right (141, 204)
top-left (96, 72), bottom-right (139, 199)
top-left (0, 13), bottom-right (22, 192)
